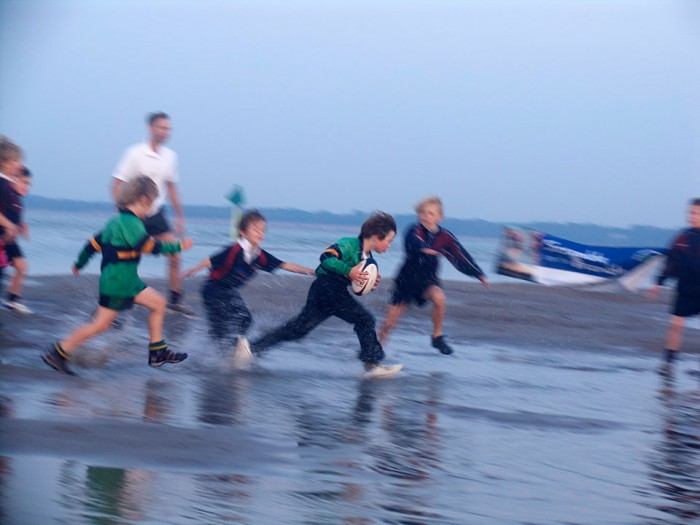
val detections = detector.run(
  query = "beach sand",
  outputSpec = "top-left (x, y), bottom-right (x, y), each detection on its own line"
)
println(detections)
top-left (1, 275), bottom-right (698, 524)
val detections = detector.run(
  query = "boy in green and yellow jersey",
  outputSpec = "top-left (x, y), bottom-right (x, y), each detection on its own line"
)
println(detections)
top-left (42, 176), bottom-right (193, 376)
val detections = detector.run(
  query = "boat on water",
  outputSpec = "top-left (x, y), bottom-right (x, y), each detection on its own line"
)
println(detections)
top-left (495, 226), bottom-right (667, 291)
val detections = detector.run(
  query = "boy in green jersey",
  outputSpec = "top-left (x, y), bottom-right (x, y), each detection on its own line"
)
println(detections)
top-left (42, 176), bottom-right (193, 375)
top-left (251, 211), bottom-right (400, 376)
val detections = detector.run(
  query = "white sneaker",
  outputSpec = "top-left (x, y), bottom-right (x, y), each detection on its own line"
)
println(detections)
top-left (363, 362), bottom-right (403, 379)
top-left (233, 337), bottom-right (254, 370)
top-left (3, 299), bottom-right (33, 314)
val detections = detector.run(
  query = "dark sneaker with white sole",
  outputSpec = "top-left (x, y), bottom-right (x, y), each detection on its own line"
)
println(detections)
top-left (431, 335), bottom-right (454, 355)
top-left (42, 344), bottom-right (76, 376)
top-left (149, 348), bottom-right (188, 367)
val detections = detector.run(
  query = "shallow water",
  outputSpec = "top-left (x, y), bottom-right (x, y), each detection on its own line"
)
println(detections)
top-left (2, 322), bottom-right (699, 524)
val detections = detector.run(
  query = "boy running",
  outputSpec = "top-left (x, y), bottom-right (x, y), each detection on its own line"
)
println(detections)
top-left (184, 209), bottom-right (314, 349)
top-left (379, 196), bottom-right (489, 355)
top-left (42, 176), bottom-right (193, 376)
top-left (648, 197), bottom-right (700, 375)
top-left (251, 211), bottom-right (400, 377)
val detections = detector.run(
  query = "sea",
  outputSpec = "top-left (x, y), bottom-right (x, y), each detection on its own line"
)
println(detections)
top-left (21, 208), bottom-right (505, 281)
top-left (2, 209), bottom-right (699, 525)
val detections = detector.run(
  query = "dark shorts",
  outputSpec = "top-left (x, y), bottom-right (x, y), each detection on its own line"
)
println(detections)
top-left (143, 208), bottom-right (171, 236)
top-left (672, 293), bottom-right (700, 317)
top-left (99, 294), bottom-right (135, 312)
top-left (4, 242), bottom-right (23, 260)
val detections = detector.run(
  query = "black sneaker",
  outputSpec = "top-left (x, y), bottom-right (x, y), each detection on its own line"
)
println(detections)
top-left (149, 348), bottom-right (188, 368)
top-left (42, 345), bottom-right (76, 376)
top-left (167, 302), bottom-right (196, 317)
top-left (431, 335), bottom-right (454, 355)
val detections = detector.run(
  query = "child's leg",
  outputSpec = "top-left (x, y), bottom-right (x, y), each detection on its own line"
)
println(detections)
top-left (334, 295), bottom-right (384, 364)
top-left (378, 303), bottom-right (409, 344)
top-left (252, 303), bottom-right (327, 351)
top-left (8, 256), bottom-right (27, 297)
top-left (134, 287), bottom-right (166, 343)
top-left (423, 285), bottom-right (446, 338)
top-left (662, 316), bottom-right (685, 364)
top-left (60, 306), bottom-right (119, 353)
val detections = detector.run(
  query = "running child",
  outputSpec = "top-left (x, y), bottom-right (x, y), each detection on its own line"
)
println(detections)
top-left (2, 166), bottom-right (33, 313)
top-left (183, 209), bottom-right (314, 349)
top-left (42, 176), bottom-right (193, 376)
top-left (648, 197), bottom-right (700, 375)
top-left (0, 137), bottom-right (24, 315)
top-left (378, 196), bottom-right (489, 355)
top-left (251, 211), bottom-right (400, 377)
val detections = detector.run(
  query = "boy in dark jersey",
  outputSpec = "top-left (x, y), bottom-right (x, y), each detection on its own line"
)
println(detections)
top-left (0, 136), bottom-right (25, 316)
top-left (42, 176), bottom-right (193, 376)
top-left (379, 196), bottom-right (489, 355)
top-left (648, 197), bottom-right (700, 375)
top-left (184, 209), bottom-right (314, 354)
top-left (251, 211), bottom-right (400, 377)
top-left (2, 167), bottom-right (33, 313)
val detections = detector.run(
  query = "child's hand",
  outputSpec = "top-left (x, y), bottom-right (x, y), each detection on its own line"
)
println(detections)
top-left (373, 273), bottom-right (381, 290)
top-left (479, 275), bottom-right (490, 289)
top-left (71, 265), bottom-right (80, 276)
top-left (180, 238), bottom-right (193, 251)
top-left (19, 222), bottom-right (29, 239)
top-left (349, 264), bottom-right (368, 286)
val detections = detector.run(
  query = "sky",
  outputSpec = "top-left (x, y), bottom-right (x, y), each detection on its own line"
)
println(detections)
top-left (1, 0), bottom-right (699, 228)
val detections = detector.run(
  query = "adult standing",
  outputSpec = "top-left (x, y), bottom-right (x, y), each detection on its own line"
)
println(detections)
top-left (111, 112), bottom-right (193, 316)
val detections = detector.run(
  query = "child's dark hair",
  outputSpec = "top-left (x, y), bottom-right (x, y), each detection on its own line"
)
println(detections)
top-left (360, 211), bottom-right (397, 240)
top-left (691, 198), bottom-right (700, 207)
top-left (21, 166), bottom-right (31, 178)
top-left (147, 111), bottom-right (170, 125)
top-left (239, 209), bottom-right (266, 232)
top-left (118, 175), bottom-right (159, 208)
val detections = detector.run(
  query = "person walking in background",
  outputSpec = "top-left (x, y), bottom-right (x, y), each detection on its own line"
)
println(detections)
top-left (111, 111), bottom-right (193, 316)
top-left (648, 197), bottom-right (700, 375)
top-left (42, 176), bottom-right (193, 376)
top-left (378, 195), bottom-right (489, 355)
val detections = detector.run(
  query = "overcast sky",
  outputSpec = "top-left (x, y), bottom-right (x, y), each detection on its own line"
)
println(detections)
top-left (1, 0), bottom-right (698, 228)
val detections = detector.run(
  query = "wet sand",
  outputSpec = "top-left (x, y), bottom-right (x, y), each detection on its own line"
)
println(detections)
top-left (1, 274), bottom-right (699, 524)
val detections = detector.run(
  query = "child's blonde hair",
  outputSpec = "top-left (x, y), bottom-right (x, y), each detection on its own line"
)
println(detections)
top-left (0, 135), bottom-right (22, 165)
top-left (118, 176), bottom-right (159, 208)
top-left (415, 195), bottom-right (443, 215)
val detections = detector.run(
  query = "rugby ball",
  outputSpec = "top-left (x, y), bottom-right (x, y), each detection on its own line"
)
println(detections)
top-left (351, 258), bottom-right (379, 296)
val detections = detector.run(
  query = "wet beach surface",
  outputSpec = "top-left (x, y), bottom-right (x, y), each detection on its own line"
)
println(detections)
top-left (1, 274), bottom-right (700, 524)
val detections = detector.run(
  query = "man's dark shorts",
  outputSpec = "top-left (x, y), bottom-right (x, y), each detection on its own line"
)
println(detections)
top-left (672, 293), bottom-right (700, 317)
top-left (99, 294), bottom-right (135, 312)
top-left (143, 208), bottom-right (172, 237)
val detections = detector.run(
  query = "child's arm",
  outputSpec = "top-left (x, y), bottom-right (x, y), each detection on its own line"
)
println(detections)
top-left (73, 233), bottom-right (103, 274)
top-left (319, 243), bottom-right (354, 276)
top-left (0, 212), bottom-right (17, 240)
top-left (279, 262), bottom-right (315, 276)
top-left (436, 230), bottom-right (488, 285)
top-left (183, 257), bottom-right (212, 278)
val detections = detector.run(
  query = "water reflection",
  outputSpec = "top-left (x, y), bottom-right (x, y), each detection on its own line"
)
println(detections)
top-left (647, 374), bottom-right (700, 523)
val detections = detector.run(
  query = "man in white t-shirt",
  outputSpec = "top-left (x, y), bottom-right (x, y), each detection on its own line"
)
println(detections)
top-left (111, 112), bottom-right (193, 316)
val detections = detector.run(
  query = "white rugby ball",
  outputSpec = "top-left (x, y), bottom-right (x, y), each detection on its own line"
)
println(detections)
top-left (351, 258), bottom-right (379, 296)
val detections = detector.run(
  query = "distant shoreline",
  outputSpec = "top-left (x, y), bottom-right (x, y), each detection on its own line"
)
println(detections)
top-left (26, 194), bottom-right (675, 246)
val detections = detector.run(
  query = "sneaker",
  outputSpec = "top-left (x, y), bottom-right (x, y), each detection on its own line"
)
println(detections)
top-left (233, 337), bottom-right (254, 369)
top-left (431, 335), bottom-right (454, 355)
top-left (41, 345), bottom-right (76, 376)
top-left (363, 362), bottom-right (403, 379)
top-left (149, 348), bottom-right (188, 368)
top-left (4, 299), bottom-right (33, 314)
top-left (167, 301), bottom-right (196, 317)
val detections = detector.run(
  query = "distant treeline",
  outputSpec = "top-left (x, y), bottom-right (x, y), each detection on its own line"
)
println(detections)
top-left (27, 195), bottom-right (676, 247)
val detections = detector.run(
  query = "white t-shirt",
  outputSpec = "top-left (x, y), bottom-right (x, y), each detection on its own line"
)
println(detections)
top-left (113, 141), bottom-right (179, 216)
